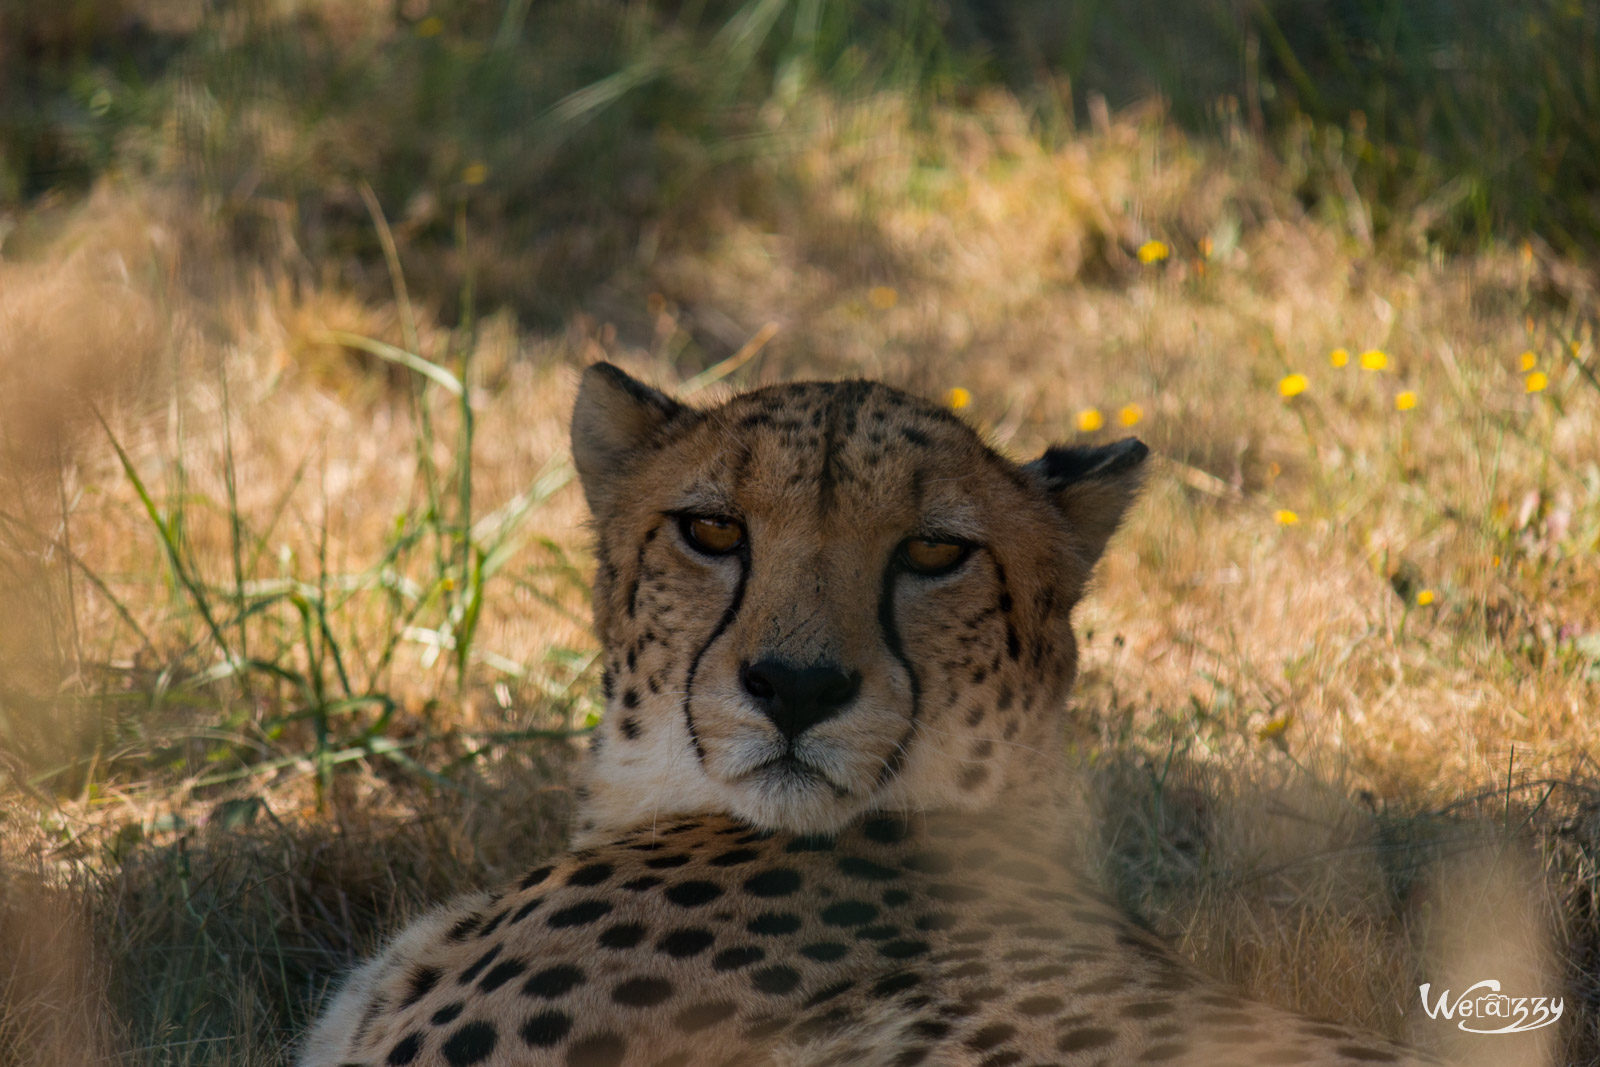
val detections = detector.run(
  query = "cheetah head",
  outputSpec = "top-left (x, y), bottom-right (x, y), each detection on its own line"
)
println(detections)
top-left (570, 363), bottom-right (1145, 841)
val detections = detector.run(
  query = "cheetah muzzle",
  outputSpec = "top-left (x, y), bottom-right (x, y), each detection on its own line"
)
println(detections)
top-left (300, 365), bottom-right (1437, 1066)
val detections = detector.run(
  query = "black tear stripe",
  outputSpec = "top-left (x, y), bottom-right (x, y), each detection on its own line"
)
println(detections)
top-left (625, 522), bottom-right (661, 620)
top-left (682, 545), bottom-right (751, 765)
top-left (992, 557), bottom-right (1021, 661)
top-left (875, 559), bottom-right (921, 787)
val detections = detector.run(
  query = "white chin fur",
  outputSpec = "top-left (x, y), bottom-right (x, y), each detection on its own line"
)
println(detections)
top-left (582, 706), bottom-right (897, 841)
top-left (720, 771), bottom-right (870, 835)
top-left (706, 733), bottom-right (860, 832)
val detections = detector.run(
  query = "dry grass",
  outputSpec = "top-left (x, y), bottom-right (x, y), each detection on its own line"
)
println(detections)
top-left (1, 81), bottom-right (1598, 1063)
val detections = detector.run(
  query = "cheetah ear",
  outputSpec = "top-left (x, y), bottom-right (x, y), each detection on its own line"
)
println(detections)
top-left (572, 362), bottom-right (689, 515)
top-left (1024, 438), bottom-right (1149, 568)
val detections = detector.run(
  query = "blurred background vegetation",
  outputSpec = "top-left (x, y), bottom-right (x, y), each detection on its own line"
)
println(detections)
top-left (2, 0), bottom-right (1599, 1063)
top-left (6, 0), bottom-right (1599, 315)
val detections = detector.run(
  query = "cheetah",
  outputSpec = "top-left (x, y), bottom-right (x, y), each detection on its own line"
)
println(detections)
top-left (301, 363), bottom-right (1435, 1066)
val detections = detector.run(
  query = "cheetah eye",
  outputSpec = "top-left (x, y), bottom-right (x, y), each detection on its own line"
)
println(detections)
top-left (898, 538), bottom-right (971, 576)
top-left (679, 514), bottom-right (746, 556)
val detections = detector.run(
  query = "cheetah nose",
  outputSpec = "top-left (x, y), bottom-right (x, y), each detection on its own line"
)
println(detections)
top-left (740, 659), bottom-right (862, 741)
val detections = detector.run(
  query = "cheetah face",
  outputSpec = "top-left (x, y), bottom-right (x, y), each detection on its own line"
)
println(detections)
top-left (570, 364), bottom-right (1145, 840)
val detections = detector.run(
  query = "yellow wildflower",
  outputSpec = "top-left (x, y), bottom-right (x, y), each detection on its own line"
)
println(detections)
top-left (1274, 509), bottom-right (1300, 526)
top-left (1359, 349), bottom-right (1388, 371)
top-left (416, 15), bottom-right (444, 36)
top-left (1416, 589), bottom-right (1435, 607)
top-left (945, 387), bottom-right (971, 410)
top-left (1076, 408), bottom-right (1105, 433)
top-left (1198, 237), bottom-right (1213, 258)
top-left (461, 161), bottom-right (488, 185)
top-left (1256, 712), bottom-right (1294, 742)
top-left (1278, 373), bottom-right (1308, 398)
top-left (1137, 240), bottom-right (1169, 264)
top-left (1329, 347), bottom-right (1350, 368)
top-left (1395, 390), bottom-right (1417, 411)
top-left (1519, 350), bottom-right (1537, 372)
top-left (1118, 403), bottom-right (1144, 427)
top-left (1525, 371), bottom-right (1549, 393)
top-left (868, 286), bottom-right (898, 310)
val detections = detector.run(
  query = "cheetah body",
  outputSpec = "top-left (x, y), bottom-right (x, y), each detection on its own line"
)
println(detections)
top-left (302, 365), bottom-right (1432, 1067)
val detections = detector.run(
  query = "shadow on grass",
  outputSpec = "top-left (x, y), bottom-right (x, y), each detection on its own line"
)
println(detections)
top-left (5, 740), bottom-right (1598, 1064)
top-left (0, 748), bottom-right (575, 1066)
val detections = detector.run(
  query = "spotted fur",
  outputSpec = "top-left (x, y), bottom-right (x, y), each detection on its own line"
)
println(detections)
top-left (300, 365), bottom-right (1436, 1066)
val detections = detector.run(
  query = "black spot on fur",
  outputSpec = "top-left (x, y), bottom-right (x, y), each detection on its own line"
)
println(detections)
top-left (879, 939), bottom-right (931, 959)
top-left (837, 856), bottom-right (899, 881)
top-left (800, 941), bottom-right (849, 961)
top-left (622, 876), bottom-right (664, 892)
top-left (547, 899), bottom-right (614, 927)
top-left (710, 848), bottom-right (761, 867)
top-left (519, 865), bottom-right (555, 890)
top-left (612, 977), bottom-right (674, 1007)
top-left (431, 1002), bottom-right (464, 1026)
top-left (785, 834), bottom-right (836, 853)
top-left (399, 967), bottom-right (440, 1008)
top-left (521, 964), bottom-right (584, 999)
top-left (440, 1020), bottom-right (497, 1065)
top-left (665, 881), bottom-right (724, 907)
top-left (519, 1010), bottom-right (572, 1047)
top-left (712, 945), bottom-right (765, 971)
top-left (618, 716), bottom-right (640, 739)
top-left (747, 911), bottom-right (802, 935)
top-left (478, 959), bottom-right (529, 993)
top-left (457, 945), bottom-right (503, 985)
top-left (854, 923), bottom-right (900, 941)
top-left (743, 868), bottom-right (802, 897)
top-left (673, 1000), bottom-right (738, 1033)
top-left (445, 914), bottom-right (481, 941)
top-left (967, 1024), bottom-right (1017, 1051)
top-left (567, 1032), bottom-right (628, 1067)
top-left (821, 900), bottom-right (878, 926)
top-left (658, 927), bottom-right (716, 957)
top-left (750, 964), bottom-right (802, 995)
top-left (861, 816), bottom-right (910, 843)
top-left (870, 971), bottom-right (923, 998)
top-left (386, 1034), bottom-right (422, 1065)
top-left (598, 922), bottom-right (648, 949)
top-left (645, 854), bottom-right (691, 869)
top-left (1014, 994), bottom-right (1065, 1016)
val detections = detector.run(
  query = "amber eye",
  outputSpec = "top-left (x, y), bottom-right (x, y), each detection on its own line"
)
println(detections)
top-left (899, 538), bottom-right (970, 576)
top-left (679, 515), bottom-right (746, 556)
